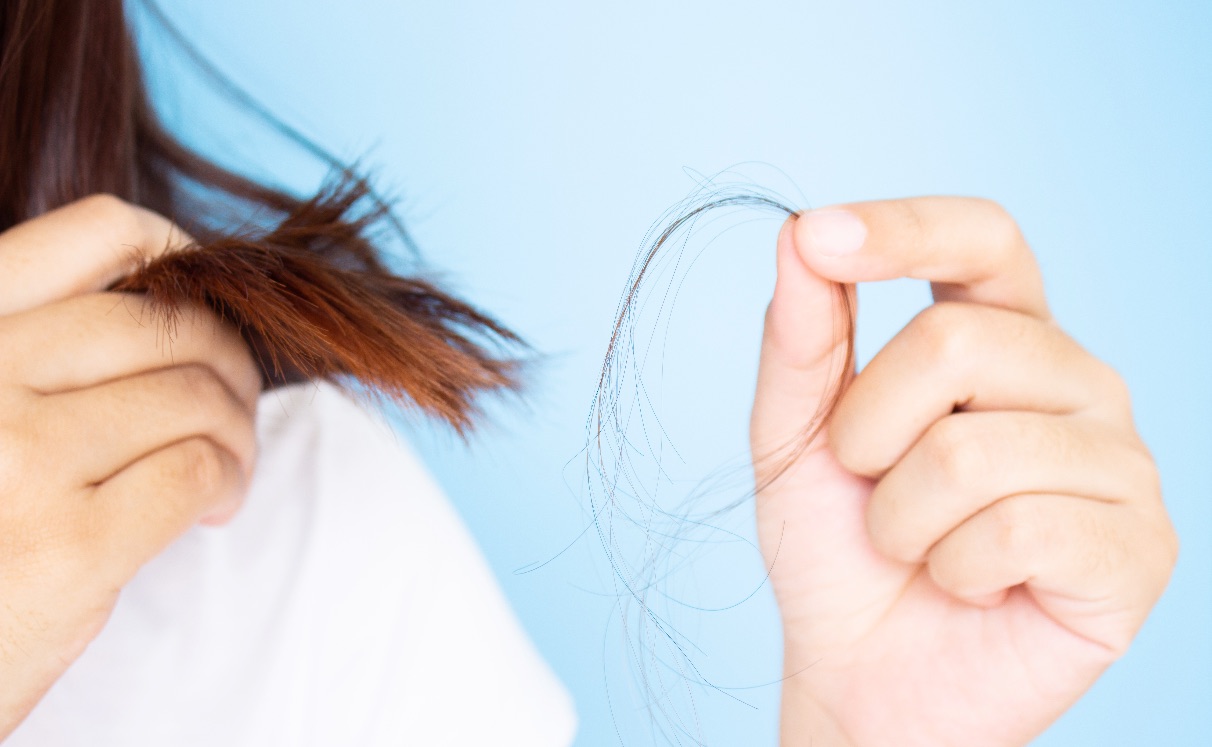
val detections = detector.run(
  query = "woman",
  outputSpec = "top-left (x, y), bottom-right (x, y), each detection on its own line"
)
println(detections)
top-left (0, 1), bottom-right (1178, 745)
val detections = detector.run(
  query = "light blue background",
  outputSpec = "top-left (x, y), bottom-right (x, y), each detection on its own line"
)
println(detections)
top-left (138, 1), bottom-right (1211, 744)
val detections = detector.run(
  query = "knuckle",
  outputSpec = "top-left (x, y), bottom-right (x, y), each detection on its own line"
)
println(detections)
top-left (987, 498), bottom-right (1042, 560)
top-left (183, 363), bottom-right (249, 419)
top-left (75, 192), bottom-right (129, 214)
top-left (866, 499), bottom-right (917, 563)
top-left (922, 416), bottom-right (990, 489)
top-left (906, 302), bottom-right (978, 373)
top-left (169, 437), bottom-right (233, 497)
top-left (175, 365), bottom-right (242, 423)
top-left (1136, 504), bottom-right (1180, 587)
top-left (1120, 441), bottom-right (1162, 500)
top-left (925, 545), bottom-right (966, 596)
top-left (1160, 522), bottom-right (1180, 574)
top-left (1091, 362), bottom-right (1134, 417)
top-left (828, 418), bottom-right (874, 476)
top-left (74, 193), bottom-right (138, 232)
top-left (175, 365), bottom-right (255, 458)
top-left (974, 199), bottom-right (1025, 261)
top-left (177, 363), bottom-right (227, 403)
top-left (1141, 523), bottom-right (1180, 593)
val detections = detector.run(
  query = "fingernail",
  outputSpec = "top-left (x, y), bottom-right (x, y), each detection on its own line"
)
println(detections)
top-left (798, 208), bottom-right (867, 257)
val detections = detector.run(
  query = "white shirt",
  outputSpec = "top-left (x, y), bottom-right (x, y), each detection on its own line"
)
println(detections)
top-left (8, 382), bottom-right (577, 746)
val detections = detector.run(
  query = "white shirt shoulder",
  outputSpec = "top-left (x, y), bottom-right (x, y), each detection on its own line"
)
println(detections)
top-left (8, 382), bottom-right (577, 747)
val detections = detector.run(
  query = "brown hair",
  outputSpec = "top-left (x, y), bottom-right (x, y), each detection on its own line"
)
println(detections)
top-left (0, 0), bottom-right (519, 431)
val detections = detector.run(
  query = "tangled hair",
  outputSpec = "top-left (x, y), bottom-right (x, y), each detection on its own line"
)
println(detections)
top-left (0, 0), bottom-right (519, 429)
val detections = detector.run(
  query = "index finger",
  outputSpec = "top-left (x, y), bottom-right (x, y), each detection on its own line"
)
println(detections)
top-left (0, 194), bottom-right (189, 316)
top-left (792, 197), bottom-right (1050, 320)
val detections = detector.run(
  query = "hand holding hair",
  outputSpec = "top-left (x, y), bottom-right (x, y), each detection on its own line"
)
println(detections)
top-left (0, 195), bottom-right (261, 737)
top-left (751, 197), bottom-right (1176, 746)
top-left (0, 186), bottom-right (523, 737)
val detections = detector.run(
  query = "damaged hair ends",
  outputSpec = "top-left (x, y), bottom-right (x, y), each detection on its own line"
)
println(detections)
top-left (0, 0), bottom-right (522, 430)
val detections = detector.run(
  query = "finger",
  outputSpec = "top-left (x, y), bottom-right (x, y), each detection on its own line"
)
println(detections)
top-left (792, 196), bottom-right (1049, 319)
top-left (0, 292), bottom-right (261, 410)
top-left (36, 364), bottom-right (258, 485)
top-left (88, 436), bottom-right (246, 584)
top-left (0, 194), bottom-right (190, 316)
top-left (926, 493), bottom-right (1178, 652)
top-left (751, 215), bottom-right (854, 466)
top-left (829, 302), bottom-right (1131, 476)
top-left (866, 411), bottom-right (1158, 564)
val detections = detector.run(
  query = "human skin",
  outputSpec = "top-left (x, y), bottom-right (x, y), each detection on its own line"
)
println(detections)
top-left (0, 194), bottom-right (1176, 743)
top-left (751, 197), bottom-right (1177, 745)
top-left (0, 195), bottom-right (260, 737)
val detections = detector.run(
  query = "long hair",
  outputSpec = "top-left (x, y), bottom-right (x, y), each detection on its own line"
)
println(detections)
top-left (0, 0), bottom-right (520, 431)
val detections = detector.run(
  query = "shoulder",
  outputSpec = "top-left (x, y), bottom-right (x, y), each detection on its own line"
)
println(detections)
top-left (252, 381), bottom-right (581, 745)
top-left (10, 382), bottom-right (577, 747)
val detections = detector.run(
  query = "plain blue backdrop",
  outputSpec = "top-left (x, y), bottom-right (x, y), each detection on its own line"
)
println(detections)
top-left (138, 1), bottom-right (1210, 744)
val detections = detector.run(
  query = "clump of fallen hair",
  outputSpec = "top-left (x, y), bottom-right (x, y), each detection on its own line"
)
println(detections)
top-left (585, 173), bottom-right (855, 744)
top-left (112, 175), bottom-right (521, 433)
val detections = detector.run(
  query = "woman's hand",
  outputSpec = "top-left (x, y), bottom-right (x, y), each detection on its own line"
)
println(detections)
top-left (0, 196), bottom-right (261, 738)
top-left (751, 197), bottom-right (1177, 746)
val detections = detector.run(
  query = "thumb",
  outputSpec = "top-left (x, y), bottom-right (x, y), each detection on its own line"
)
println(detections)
top-left (0, 195), bottom-right (188, 317)
top-left (750, 215), bottom-right (855, 476)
